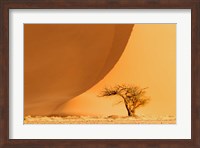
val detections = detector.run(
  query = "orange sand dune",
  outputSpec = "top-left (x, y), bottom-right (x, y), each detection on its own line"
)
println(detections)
top-left (24, 24), bottom-right (133, 116)
top-left (25, 24), bottom-right (176, 118)
top-left (54, 24), bottom-right (176, 117)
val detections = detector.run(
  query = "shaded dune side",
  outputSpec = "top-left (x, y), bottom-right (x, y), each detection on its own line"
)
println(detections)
top-left (25, 24), bottom-right (134, 116)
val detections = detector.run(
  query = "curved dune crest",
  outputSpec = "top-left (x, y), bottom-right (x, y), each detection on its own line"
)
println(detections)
top-left (24, 24), bottom-right (134, 116)
top-left (54, 24), bottom-right (176, 117)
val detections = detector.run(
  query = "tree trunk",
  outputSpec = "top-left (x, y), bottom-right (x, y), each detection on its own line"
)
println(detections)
top-left (125, 103), bottom-right (136, 117)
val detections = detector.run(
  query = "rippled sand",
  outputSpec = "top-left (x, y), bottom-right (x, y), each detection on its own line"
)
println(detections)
top-left (24, 115), bottom-right (176, 124)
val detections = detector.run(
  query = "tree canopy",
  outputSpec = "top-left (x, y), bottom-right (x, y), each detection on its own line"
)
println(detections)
top-left (99, 84), bottom-right (150, 117)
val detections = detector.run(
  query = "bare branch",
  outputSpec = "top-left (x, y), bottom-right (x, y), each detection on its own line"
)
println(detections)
top-left (113, 101), bottom-right (123, 106)
top-left (98, 84), bottom-right (150, 117)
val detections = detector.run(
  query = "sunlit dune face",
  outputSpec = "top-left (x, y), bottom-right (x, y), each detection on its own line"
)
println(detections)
top-left (57, 24), bottom-right (176, 117)
top-left (54, 93), bottom-right (127, 116)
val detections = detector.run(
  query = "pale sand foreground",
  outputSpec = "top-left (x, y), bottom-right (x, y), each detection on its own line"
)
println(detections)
top-left (24, 115), bottom-right (176, 124)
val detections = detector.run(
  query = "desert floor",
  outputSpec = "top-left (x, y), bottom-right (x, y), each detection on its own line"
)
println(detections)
top-left (24, 115), bottom-right (176, 124)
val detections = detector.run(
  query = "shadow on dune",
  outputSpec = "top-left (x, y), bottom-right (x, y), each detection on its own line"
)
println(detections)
top-left (24, 24), bottom-right (134, 116)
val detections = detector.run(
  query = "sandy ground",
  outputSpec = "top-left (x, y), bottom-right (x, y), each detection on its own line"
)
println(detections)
top-left (24, 115), bottom-right (176, 124)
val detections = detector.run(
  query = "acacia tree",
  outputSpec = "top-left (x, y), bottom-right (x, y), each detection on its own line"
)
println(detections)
top-left (99, 84), bottom-right (150, 117)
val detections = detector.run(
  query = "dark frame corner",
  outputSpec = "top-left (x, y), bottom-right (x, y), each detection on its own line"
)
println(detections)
top-left (0, 0), bottom-right (200, 147)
